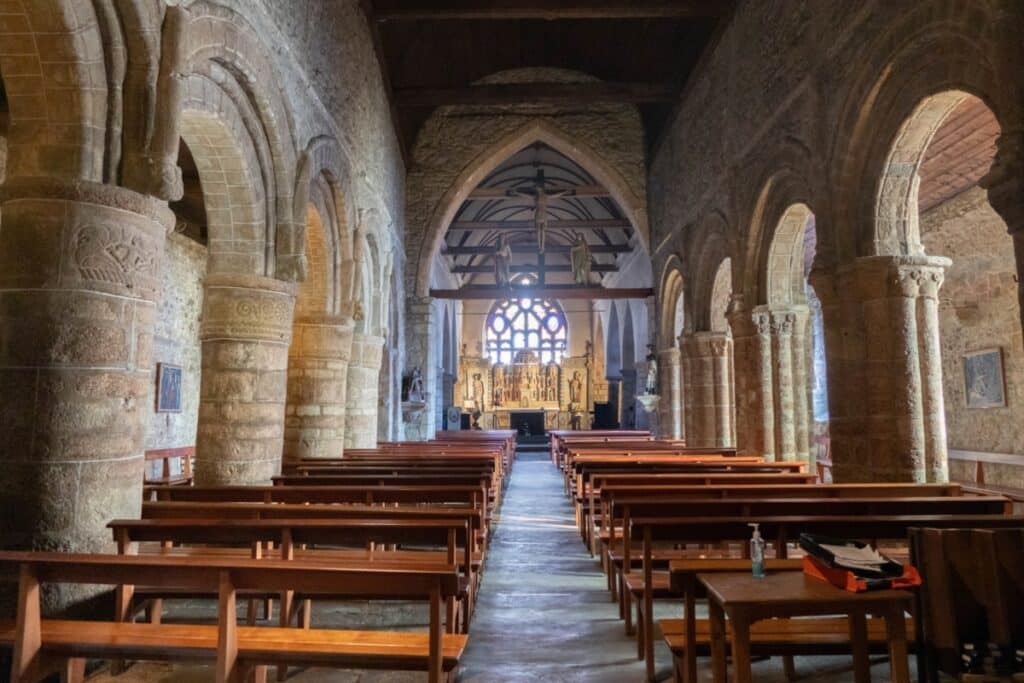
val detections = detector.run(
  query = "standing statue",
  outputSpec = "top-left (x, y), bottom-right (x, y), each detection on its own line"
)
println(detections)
top-left (406, 367), bottom-right (424, 402)
top-left (493, 234), bottom-right (513, 287)
top-left (472, 373), bottom-right (485, 410)
top-left (644, 344), bottom-right (658, 395)
top-left (506, 169), bottom-right (573, 253)
top-left (569, 233), bottom-right (592, 285)
top-left (493, 365), bottom-right (505, 406)
top-left (546, 363), bottom-right (558, 402)
top-left (568, 371), bottom-right (583, 404)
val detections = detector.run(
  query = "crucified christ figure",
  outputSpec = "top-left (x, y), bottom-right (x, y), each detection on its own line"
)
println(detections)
top-left (506, 169), bottom-right (574, 253)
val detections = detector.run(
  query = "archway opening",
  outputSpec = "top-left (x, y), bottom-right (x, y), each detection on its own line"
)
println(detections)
top-left (907, 93), bottom-right (1023, 484)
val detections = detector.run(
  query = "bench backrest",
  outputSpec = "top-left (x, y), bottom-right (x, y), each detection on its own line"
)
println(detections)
top-left (145, 484), bottom-right (486, 507)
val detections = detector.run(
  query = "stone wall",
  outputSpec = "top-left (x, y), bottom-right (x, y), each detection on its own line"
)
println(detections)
top-left (920, 187), bottom-right (1024, 484)
top-left (146, 233), bottom-right (207, 456)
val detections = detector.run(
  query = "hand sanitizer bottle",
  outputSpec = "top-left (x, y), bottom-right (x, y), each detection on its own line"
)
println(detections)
top-left (749, 523), bottom-right (766, 578)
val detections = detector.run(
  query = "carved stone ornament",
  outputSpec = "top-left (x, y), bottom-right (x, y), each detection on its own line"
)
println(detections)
top-left (74, 223), bottom-right (157, 290)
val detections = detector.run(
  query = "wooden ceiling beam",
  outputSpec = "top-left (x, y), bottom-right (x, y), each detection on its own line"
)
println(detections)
top-left (449, 218), bottom-right (632, 231)
top-left (468, 184), bottom-right (609, 199)
top-left (431, 285), bottom-right (654, 300)
top-left (374, 1), bottom-right (725, 21)
top-left (442, 244), bottom-right (630, 255)
top-left (450, 263), bottom-right (618, 274)
top-left (394, 82), bottom-right (674, 107)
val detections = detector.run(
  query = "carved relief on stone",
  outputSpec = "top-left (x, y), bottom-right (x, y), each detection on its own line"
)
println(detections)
top-left (74, 224), bottom-right (158, 293)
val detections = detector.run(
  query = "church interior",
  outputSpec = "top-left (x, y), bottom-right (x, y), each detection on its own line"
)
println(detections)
top-left (0, 1), bottom-right (1023, 682)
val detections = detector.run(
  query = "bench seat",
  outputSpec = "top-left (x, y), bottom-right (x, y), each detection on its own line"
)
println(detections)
top-left (0, 619), bottom-right (467, 672)
top-left (660, 615), bottom-right (915, 655)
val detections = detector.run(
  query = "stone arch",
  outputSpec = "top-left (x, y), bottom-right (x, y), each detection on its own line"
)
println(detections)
top-left (687, 212), bottom-right (734, 333)
top-left (830, 8), bottom-right (1015, 260)
top-left (184, 2), bottom-right (299, 279)
top-left (765, 204), bottom-right (814, 307)
top-left (294, 203), bottom-right (331, 319)
top-left (180, 77), bottom-right (267, 276)
top-left (708, 260), bottom-right (733, 334)
top-left (413, 119), bottom-right (648, 296)
top-left (0, 0), bottom-right (109, 182)
top-left (657, 255), bottom-right (686, 348)
top-left (292, 135), bottom-right (357, 308)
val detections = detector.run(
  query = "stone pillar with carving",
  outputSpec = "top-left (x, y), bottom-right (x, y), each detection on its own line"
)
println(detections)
top-left (730, 305), bottom-right (813, 462)
top-left (344, 332), bottom-right (385, 448)
top-left (284, 315), bottom-right (354, 461)
top-left (811, 256), bottom-right (949, 482)
top-left (680, 332), bottom-right (735, 447)
top-left (657, 346), bottom-right (683, 439)
top-left (196, 274), bottom-right (296, 485)
top-left (0, 180), bottom-right (171, 557)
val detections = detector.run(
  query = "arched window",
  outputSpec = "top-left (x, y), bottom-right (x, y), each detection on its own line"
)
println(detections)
top-left (486, 297), bottom-right (567, 365)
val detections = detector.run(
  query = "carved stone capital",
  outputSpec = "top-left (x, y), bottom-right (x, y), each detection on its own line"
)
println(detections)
top-left (289, 315), bottom-right (355, 363)
top-left (200, 274), bottom-right (297, 345)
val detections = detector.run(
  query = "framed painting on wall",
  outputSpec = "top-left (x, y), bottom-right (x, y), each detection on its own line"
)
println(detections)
top-left (963, 348), bottom-right (1006, 409)
top-left (156, 363), bottom-right (183, 413)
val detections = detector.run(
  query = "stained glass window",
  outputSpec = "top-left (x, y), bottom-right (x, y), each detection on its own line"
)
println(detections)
top-left (485, 298), bottom-right (567, 365)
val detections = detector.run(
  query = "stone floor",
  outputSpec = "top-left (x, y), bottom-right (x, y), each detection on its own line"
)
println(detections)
top-left (90, 451), bottom-right (920, 682)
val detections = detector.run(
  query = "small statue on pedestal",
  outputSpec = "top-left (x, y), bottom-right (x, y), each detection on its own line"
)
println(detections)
top-left (644, 344), bottom-right (658, 395)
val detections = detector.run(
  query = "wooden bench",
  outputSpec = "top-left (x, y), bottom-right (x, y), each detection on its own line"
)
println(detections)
top-left (143, 447), bottom-right (194, 486)
top-left (0, 552), bottom-right (465, 683)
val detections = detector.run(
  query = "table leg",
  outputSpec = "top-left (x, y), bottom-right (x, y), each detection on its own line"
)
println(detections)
top-left (886, 604), bottom-right (910, 683)
top-left (848, 610), bottom-right (871, 683)
top-left (709, 600), bottom-right (727, 683)
top-left (684, 575), bottom-right (697, 683)
top-left (728, 612), bottom-right (752, 683)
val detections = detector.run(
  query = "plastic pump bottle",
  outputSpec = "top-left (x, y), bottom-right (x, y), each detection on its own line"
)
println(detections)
top-left (749, 523), bottom-right (766, 578)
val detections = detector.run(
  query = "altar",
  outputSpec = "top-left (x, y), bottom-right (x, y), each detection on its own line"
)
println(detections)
top-left (455, 348), bottom-right (597, 432)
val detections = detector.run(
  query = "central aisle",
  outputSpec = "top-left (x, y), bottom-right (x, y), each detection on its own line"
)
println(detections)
top-left (458, 452), bottom-right (650, 682)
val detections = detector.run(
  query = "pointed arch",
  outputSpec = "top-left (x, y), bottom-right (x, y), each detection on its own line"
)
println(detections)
top-left (414, 119), bottom-right (649, 295)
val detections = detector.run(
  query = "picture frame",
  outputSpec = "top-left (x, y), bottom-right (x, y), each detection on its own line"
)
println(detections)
top-left (156, 363), bottom-right (183, 413)
top-left (962, 347), bottom-right (1006, 409)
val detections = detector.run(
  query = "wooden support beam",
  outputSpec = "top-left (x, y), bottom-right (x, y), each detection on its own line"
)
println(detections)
top-left (450, 263), bottom-right (618, 274)
top-left (468, 184), bottom-right (609, 200)
top-left (394, 82), bottom-right (674, 107)
top-left (449, 219), bottom-right (632, 231)
top-left (430, 285), bottom-right (654, 300)
top-left (375, 1), bottom-right (726, 21)
top-left (442, 244), bottom-right (630, 255)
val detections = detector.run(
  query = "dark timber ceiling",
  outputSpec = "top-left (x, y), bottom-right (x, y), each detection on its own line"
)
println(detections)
top-left (363, 1), bottom-right (731, 158)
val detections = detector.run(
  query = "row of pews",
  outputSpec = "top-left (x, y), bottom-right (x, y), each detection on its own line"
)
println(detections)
top-left (553, 430), bottom-right (1024, 683)
top-left (0, 430), bottom-right (516, 683)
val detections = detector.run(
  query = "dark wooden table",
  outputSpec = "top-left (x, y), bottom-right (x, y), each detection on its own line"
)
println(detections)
top-left (699, 571), bottom-right (912, 683)
top-left (669, 559), bottom-right (803, 683)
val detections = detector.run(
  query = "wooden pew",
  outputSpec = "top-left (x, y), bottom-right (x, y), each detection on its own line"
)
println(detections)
top-left (632, 514), bottom-right (1024, 683)
top-left (143, 447), bottom-right (194, 486)
top-left (0, 552), bottom-right (464, 683)
top-left (109, 516), bottom-right (478, 637)
top-left (550, 429), bottom-right (650, 463)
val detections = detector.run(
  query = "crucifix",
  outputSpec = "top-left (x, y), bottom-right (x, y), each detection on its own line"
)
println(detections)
top-left (506, 169), bottom-right (574, 253)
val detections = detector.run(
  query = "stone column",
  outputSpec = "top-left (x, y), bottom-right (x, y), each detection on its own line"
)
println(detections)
top-left (196, 274), bottom-right (295, 485)
top-left (283, 315), bottom-right (353, 461)
top-left (811, 256), bottom-right (949, 482)
top-left (404, 295), bottom-right (437, 440)
top-left (344, 332), bottom-right (384, 448)
top-left (0, 180), bottom-right (171, 558)
top-left (657, 346), bottom-right (683, 439)
top-left (980, 128), bottom-right (1024, 343)
top-left (680, 332), bottom-right (734, 447)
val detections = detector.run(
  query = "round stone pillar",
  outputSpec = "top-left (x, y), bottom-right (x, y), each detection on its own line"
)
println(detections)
top-left (284, 315), bottom-right (354, 461)
top-left (344, 332), bottom-right (385, 448)
top-left (196, 274), bottom-right (295, 484)
top-left (657, 347), bottom-right (683, 439)
top-left (0, 179), bottom-right (171, 557)
top-left (680, 332), bottom-right (734, 448)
